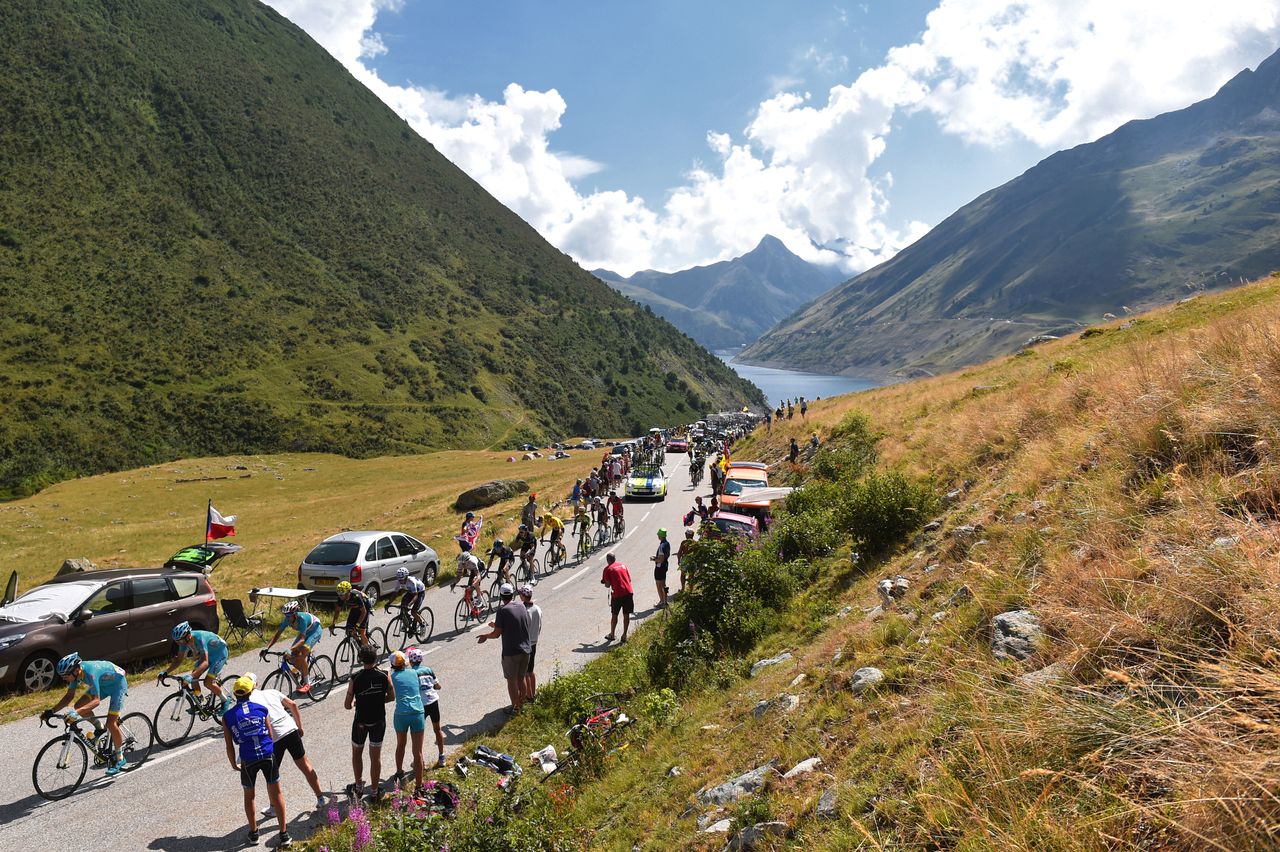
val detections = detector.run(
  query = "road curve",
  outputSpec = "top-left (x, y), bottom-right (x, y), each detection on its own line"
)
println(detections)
top-left (0, 463), bottom-right (699, 850)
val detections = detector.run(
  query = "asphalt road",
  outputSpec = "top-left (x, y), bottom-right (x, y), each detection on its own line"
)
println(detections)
top-left (0, 461), bottom-right (698, 850)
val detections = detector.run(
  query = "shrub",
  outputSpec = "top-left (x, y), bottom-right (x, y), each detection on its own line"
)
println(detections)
top-left (836, 470), bottom-right (939, 557)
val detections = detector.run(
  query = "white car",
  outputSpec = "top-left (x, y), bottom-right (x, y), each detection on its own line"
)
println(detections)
top-left (625, 466), bottom-right (668, 500)
top-left (297, 531), bottom-right (439, 602)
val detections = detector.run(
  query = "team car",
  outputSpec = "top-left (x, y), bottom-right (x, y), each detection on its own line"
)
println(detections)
top-left (624, 465), bottom-right (668, 500)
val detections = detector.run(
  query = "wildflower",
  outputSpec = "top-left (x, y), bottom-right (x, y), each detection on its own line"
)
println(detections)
top-left (327, 805), bottom-right (341, 826)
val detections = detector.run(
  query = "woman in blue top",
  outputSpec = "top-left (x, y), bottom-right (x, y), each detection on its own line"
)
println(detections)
top-left (388, 650), bottom-right (425, 791)
top-left (265, 602), bottom-right (322, 694)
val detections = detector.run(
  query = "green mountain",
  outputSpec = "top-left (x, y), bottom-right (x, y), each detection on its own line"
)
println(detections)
top-left (0, 0), bottom-right (762, 498)
top-left (741, 47), bottom-right (1280, 378)
top-left (592, 235), bottom-right (847, 350)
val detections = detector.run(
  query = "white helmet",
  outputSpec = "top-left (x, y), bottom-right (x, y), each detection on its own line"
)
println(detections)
top-left (281, 601), bottom-right (300, 615)
top-left (396, 566), bottom-right (410, 580)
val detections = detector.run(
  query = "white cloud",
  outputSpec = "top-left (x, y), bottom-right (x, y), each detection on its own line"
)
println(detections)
top-left (265, 1), bottom-right (1280, 276)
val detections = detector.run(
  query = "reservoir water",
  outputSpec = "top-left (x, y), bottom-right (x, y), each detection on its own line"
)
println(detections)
top-left (718, 354), bottom-right (880, 408)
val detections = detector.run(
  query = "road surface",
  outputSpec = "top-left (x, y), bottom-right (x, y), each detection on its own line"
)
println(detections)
top-left (0, 462), bottom-right (698, 850)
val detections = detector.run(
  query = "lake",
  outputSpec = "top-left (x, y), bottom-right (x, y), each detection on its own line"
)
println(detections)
top-left (718, 353), bottom-right (880, 408)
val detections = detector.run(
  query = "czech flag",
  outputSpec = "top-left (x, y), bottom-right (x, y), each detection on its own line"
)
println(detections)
top-left (207, 504), bottom-right (237, 540)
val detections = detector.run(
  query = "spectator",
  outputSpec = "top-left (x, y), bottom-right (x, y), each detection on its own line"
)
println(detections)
top-left (521, 494), bottom-right (538, 530)
top-left (249, 674), bottom-right (327, 815)
top-left (407, 647), bottom-right (445, 769)
top-left (801, 399), bottom-right (808, 418)
top-left (223, 675), bottom-right (290, 848)
top-left (676, 529), bottom-right (695, 592)
top-left (693, 495), bottom-right (708, 522)
top-left (477, 583), bottom-right (531, 715)
top-left (459, 512), bottom-right (482, 548)
top-left (519, 584), bottom-right (542, 701)
top-left (765, 411), bottom-right (772, 431)
top-left (789, 438), bottom-right (800, 464)
top-left (344, 645), bottom-right (392, 800)
top-left (601, 553), bottom-right (634, 643)
top-left (388, 651), bottom-right (425, 792)
top-left (571, 479), bottom-right (582, 508)
top-left (709, 494), bottom-right (721, 515)
top-left (651, 528), bottom-right (672, 607)
top-left (810, 433), bottom-right (820, 451)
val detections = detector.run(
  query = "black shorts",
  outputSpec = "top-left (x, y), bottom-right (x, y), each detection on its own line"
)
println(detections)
top-left (549, 529), bottom-right (562, 545)
top-left (241, 758), bottom-right (279, 789)
top-left (345, 608), bottom-right (370, 631)
top-left (654, 564), bottom-right (669, 581)
top-left (527, 643), bottom-right (537, 672)
top-left (611, 593), bottom-right (634, 616)
top-left (424, 701), bottom-right (441, 726)
top-left (271, 730), bottom-right (305, 771)
top-left (352, 719), bottom-right (386, 748)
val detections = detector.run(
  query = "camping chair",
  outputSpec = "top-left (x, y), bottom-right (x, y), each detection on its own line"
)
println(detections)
top-left (221, 598), bottom-right (265, 644)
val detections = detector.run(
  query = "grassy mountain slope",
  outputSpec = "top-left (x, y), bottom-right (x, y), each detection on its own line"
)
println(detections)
top-left (316, 274), bottom-right (1280, 850)
top-left (743, 47), bottom-right (1280, 379)
top-left (594, 236), bottom-right (846, 350)
top-left (0, 0), bottom-right (761, 498)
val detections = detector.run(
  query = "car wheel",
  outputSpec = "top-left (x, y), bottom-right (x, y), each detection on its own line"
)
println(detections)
top-left (20, 652), bottom-right (58, 692)
top-left (422, 562), bottom-right (438, 587)
top-left (364, 582), bottom-right (381, 603)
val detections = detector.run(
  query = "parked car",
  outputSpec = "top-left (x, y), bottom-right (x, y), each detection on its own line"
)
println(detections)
top-left (0, 568), bottom-right (219, 692)
top-left (719, 464), bottom-right (770, 513)
top-left (707, 511), bottom-right (761, 542)
top-left (625, 465), bottom-right (668, 500)
top-left (297, 531), bottom-right (439, 603)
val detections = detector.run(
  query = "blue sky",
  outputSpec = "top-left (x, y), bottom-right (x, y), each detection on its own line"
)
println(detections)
top-left (269, 0), bottom-right (1280, 275)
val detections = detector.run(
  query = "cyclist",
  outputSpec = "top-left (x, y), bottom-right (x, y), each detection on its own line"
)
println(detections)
top-left (572, 500), bottom-right (592, 539)
top-left (265, 602), bottom-right (321, 695)
top-left (593, 496), bottom-right (609, 530)
top-left (485, 538), bottom-right (516, 584)
top-left (452, 541), bottom-right (485, 618)
top-left (511, 524), bottom-right (538, 580)
top-left (607, 490), bottom-right (624, 529)
top-left (159, 620), bottom-right (231, 713)
top-left (389, 567), bottom-right (427, 635)
top-left (331, 581), bottom-right (374, 648)
top-left (42, 652), bottom-right (131, 775)
top-left (538, 512), bottom-right (564, 549)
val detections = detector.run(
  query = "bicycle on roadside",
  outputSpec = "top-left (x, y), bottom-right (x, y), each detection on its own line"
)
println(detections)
top-left (385, 601), bottom-right (434, 649)
top-left (331, 624), bottom-right (388, 681)
top-left (540, 692), bottom-right (635, 784)
top-left (152, 672), bottom-right (238, 748)
top-left (258, 649), bottom-right (334, 702)
top-left (32, 711), bottom-right (154, 801)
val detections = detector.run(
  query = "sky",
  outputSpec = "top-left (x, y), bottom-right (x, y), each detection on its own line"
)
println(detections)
top-left (265, 0), bottom-right (1280, 277)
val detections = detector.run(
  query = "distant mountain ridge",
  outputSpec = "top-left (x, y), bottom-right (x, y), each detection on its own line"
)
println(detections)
top-left (742, 47), bottom-right (1280, 377)
top-left (0, 0), bottom-right (762, 497)
top-left (594, 236), bottom-right (846, 350)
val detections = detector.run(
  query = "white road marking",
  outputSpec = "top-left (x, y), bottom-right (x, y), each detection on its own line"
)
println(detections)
top-left (137, 737), bottom-right (215, 770)
top-left (553, 561), bottom-right (596, 591)
top-left (624, 527), bottom-right (636, 539)
top-left (641, 511), bottom-right (652, 523)
top-left (425, 646), bottom-right (441, 655)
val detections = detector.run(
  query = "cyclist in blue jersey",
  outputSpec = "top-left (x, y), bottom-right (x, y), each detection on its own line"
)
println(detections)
top-left (42, 652), bottom-right (131, 775)
top-left (266, 601), bottom-right (321, 694)
top-left (388, 567), bottom-right (427, 635)
top-left (160, 621), bottom-right (232, 713)
top-left (330, 581), bottom-right (374, 648)
top-left (223, 675), bottom-right (291, 847)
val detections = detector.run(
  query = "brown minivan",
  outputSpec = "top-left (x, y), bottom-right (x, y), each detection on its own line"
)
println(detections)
top-left (0, 568), bottom-right (219, 692)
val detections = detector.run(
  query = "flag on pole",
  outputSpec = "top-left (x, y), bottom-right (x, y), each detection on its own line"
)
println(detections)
top-left (207, 504), bottom-right (237, 540)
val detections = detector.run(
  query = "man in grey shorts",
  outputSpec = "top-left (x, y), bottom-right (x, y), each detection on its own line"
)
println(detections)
top-left (477, 583), bottom-right (531, 715)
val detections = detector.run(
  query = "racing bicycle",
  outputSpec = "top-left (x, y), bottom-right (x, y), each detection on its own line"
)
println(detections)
top-left (612, 513), bottom-right (625, 540)
top-left (575, 527), bottom-right (592, 562)
top-left (593, 519), bottom-right (609, 549)
top-left (545, 537), bottom-right (567, 572)
top-left (258, 649), bottom-right (334, 702)
top-left (540, 693), bottom-right (635, 784)
top-left (33, 711), bottom-right (155, 801)
top-left (690, 460), bottom-right (704, 488)
top-left (152, 672), bottom-right (238, 748)
top-left (454, 585), bottom-right (493, 631)
top-left (385, 602), bottom-right (434, 648)
top-left (331, 625), bottom-right (388, 681)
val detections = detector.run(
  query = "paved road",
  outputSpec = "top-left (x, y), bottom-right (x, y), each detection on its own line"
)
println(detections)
top-left (0, 462), bottom-right (698, 850)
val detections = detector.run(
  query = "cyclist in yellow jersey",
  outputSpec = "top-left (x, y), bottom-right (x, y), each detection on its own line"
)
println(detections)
top-left (538, 513), bottom-right (564, 546)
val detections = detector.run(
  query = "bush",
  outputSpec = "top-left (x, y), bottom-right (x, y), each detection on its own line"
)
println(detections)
top-left (836, 470), bottom-right (939, 557)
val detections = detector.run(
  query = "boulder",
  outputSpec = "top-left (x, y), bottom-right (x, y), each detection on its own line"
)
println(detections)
top-left (749, 651), bottom-right (792, 678)
top-left (454, 479), bottom-right (529, 511)
top-left (850, 667), bottom-right (885, 695)
top-left (1019, 661), bottom-right (1069, 687)
top-left (702, 818), bottom-right (733, 834)
top-left (752, 694), bottom-right (800, 719)
top-left (951, 524), bottom-right (982, 541)
top-left (725, 822), bottom-right (790, 851)
top-left (788, 673), bottom-right (807, 688)
top-left (699, 762), bottom-right (778, 804)
top-left (992, 610), bottom-right (1043, 661)
top-left (56, 557), bottom-right (96, 577)
top-left (816, 786), bottom-right (839, 819)
top-left (922, 520), bottom-right (941, 533)
top-left (783, 757), bottom-right (821, 779)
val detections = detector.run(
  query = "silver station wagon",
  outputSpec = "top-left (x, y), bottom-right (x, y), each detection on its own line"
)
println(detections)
top-left (297, 531), bottom-right (439, 602)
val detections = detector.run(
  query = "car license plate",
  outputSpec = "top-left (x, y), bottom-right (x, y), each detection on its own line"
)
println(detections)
top-left (314, 577), bottom-right (337, 587)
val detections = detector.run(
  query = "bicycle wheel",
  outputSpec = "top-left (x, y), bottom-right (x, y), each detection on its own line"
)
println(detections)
top-left (33, 735), bottom-right (87, 801)
top-left (334, 637), bottom-right (359, 679)
top-left (489, 577), bottom-right (504, 603)
top-left (307, 656), bottom-right (335, 702)
top-left (540, 748), bottom-right (579, 784)
top-left (453, 597), bottom-right (471, 632)
top-left (367, 627), bottom-right (388, 653)
top-left (152, 692), bottom-right (196, 748)
top-left (474, 589), bottom-right (492, 615)
top-left (415, 606), bottom-right (435, 642)
top-left (262, 668), bottom-right (294, 696)
top-left (386, 615), bottom-right (409, 650)
top-left (119, 712), bottom-right (155, 768)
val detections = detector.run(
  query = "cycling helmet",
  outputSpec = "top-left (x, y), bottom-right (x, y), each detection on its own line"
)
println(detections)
top-left (56, 652), bottom-right (82, 677)
top-left (518, 524), bottom-right (527, 531)
top-left (396, 566), bottom-right (410, 580)
top-left (685, 529), bottom-right (695, 538)
top-left (493, 538), bottom-right (504, 547)
top-left (406, 647), bottom-right (424, 665)
top-left (337, 581), bottom-right (352, 596)
top-left (171, 621), bottom-right (193, 642)
top-left (281, 601), bottom-right (300, 615)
